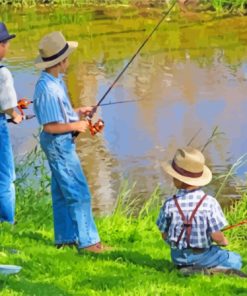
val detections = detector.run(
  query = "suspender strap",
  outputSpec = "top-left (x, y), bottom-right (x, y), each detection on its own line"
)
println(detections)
top-left (173, 194), bottom-right (207, 248)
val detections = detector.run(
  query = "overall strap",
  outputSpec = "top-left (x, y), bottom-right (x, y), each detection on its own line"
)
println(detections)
top-left (173, 194), bottom-right (207, 248)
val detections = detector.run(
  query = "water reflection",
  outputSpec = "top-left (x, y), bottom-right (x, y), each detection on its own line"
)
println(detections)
top-left (3, 8), bottom-right (247, 214)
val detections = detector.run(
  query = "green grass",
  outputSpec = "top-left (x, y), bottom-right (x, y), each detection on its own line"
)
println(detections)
top-left (0, 153), bottom-right (246, 296)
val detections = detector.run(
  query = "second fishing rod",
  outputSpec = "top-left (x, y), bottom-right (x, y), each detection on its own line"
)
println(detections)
top-left (73, 0), bottom-right (177, 138)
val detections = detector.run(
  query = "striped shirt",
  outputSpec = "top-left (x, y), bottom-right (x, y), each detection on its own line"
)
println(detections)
top-left (33, 71), bottom-right (79, 125)
top-left (0, 66), bottom-right (17, 112)
top-left (156, 189), bottom-right (228, 249)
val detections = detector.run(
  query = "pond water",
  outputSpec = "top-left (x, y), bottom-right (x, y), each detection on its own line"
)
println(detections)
top-left (2, 7), bottom-right (247, 214)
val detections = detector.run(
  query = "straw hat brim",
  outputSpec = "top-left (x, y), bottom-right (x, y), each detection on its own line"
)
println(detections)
top-left (162, 161), bottom-right (212, 187)
top-left (35, 41), bottom-right (78, 69)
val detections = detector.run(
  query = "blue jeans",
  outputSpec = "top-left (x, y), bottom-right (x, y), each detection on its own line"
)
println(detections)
top-left (40, 131), bottom-right (100, 248)
top-left (0, 113), bottom-right (16, 224)
top-left (171, 245), bottom-right (242, 270)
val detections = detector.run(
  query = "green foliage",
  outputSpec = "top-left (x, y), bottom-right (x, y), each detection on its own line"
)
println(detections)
top-left (0, 0), bottom-right (247, 14)
top-left (211, 0), bottom-right (247, 14)
top-left (0, 150), bottom-right (246, 295)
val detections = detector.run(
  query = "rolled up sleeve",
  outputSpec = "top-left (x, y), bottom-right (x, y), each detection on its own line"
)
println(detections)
top-left (207, 198), bottom-right (228, 233)
top-left (0, 68), bottom-right (17, 111)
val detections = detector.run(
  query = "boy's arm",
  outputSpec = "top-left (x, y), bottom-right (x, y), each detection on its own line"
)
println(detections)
top-left (43, 120), bottom-right (88, 134)
top-left (207, 197), bottom-right (229, 246)
top-left (211, 231), bottom-right (228, 246)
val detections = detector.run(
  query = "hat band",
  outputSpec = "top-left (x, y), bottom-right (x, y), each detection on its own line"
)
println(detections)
top-left (42, 43), bottom-right (69, 62)
top-left (172, 160), bottom-right (203, 178)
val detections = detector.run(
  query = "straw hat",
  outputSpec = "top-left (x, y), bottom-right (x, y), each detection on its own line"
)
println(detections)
top-left (162, 147), bottom-right (212, 186)
top-left (35, 31), bottom-right (78, 69)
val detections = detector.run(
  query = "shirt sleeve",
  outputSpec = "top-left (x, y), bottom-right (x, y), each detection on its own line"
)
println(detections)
top-left (33, 86), bottom-right (64, 125)
top-left (0, 67), bottom-right (18, 111)
top-left (156, 200), bottom-right (171, 233)
top-left (207, 198), bottom-right (228, 233)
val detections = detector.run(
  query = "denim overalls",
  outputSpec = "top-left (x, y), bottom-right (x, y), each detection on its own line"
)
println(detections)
top-left (0, 113), bottom-right (15, 224)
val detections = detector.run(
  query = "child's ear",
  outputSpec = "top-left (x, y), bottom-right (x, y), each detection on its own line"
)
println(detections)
top-left (173, 178), bottom-right (183, 188)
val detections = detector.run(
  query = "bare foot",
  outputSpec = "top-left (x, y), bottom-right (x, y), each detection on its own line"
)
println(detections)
top-left (80, 243), bottom-right (113, 254)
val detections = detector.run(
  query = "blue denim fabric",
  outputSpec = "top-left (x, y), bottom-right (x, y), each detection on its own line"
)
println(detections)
top-left (0, 113), bottom-right (15, 224)
top-left (40, 131), bottom-right (100, 248)
top-left (171, 245), bottom-right (242, 270)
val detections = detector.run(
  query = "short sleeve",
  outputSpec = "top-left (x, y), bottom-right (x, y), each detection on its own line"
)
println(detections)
top-left (207, 198), bottom-right (228, 233)
top-left (33, 87), bottom-right (64, 125)
top-left (0, 67), bottom-right (17, 111)
top-left (156, 201), bottom-right (171, 233)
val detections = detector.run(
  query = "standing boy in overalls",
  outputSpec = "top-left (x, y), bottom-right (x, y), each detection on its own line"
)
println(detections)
top-left (33, 32), bottom-right (109, 253)
top-left (157, 147), bottom-right (244, 275)
top-left (0, 23), bottom-right (23, 224)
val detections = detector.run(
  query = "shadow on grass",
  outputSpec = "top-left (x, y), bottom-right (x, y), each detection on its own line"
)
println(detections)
top-left (0, 277), bottom-right (72, 296)
top-left (79, 249), bottom-right (174, 272)
top-left (13, 230), bottom-right (53, 245)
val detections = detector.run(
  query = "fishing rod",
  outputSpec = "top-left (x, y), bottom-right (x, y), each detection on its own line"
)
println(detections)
top-left (99, 98), bottom-right (143, 107)
top-left (73, 0), bottom-right (177, 138)
top-left (222, 219), bottom-right (247, 232)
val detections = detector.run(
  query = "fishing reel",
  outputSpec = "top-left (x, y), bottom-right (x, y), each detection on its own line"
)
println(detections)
top-left (72, 113), bottom-right (104, 140)
top-left (87, 117), bottom-right (105, 136)
top-left (17, 98), bottom-right (33, 116)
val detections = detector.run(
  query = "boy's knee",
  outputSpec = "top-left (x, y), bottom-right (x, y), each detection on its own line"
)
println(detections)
top-left (219, 251), bottom-right (243, 270)
top-left (228, 252), bottom-right (242, 270)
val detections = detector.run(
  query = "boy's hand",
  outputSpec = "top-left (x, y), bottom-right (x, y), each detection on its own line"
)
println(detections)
top-left (161, 232), bottom-right (167, 240)
top-left (218, 237), bottom-right (228, 247)
top-left (12, 113), bottom-right (23, 124)
top-left (73, 120), bottom-right (89, 133)
top-left (4, 108), bottom-right (23, 124)
top-left (76, 106), bottom-right (95, 117)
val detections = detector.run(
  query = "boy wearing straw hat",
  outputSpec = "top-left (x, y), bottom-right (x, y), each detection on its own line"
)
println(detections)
top-left (33, 32), bottom-right (109, 253)
top-left (0, 23), bottom-right (23, 224)
top-left (157, 147), bottom-right (243, 275)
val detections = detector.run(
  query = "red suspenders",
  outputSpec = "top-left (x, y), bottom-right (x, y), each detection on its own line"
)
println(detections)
top-left (173, 194), bottom-right (207, 248)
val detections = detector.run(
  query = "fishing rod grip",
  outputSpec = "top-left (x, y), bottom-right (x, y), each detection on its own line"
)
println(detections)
top-left (72, 131), bottom-right (80, 139)
top-left (7, 114), bottom-right (35, 123)
top-left (7, 118), bottom-right (16, 123)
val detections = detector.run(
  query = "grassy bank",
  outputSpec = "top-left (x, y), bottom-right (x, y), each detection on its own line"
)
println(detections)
top-left (0, 0), bottom-right (247, 14)
top-left (0, 156), bottom-right (246, 295)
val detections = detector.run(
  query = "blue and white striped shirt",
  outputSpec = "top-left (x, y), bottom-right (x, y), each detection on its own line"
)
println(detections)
top-left (156, 189), bottom-right (228, 249)
top-left (33, 71), bottom-right (79, 125)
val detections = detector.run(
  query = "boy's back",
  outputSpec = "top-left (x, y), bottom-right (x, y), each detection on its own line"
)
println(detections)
top-left (157, 189), bottom-right (227, 249)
